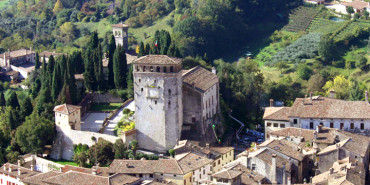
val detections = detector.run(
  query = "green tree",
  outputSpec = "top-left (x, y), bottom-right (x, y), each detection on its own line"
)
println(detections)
top-left (108, 35), bottom-right (116, 88)
top-left (356, 56), bottom-right (368, 72)
top-left (145, 43), bottom-right (150, 55)
top-left (95, 43), bottom-right (105, 91)
top-left (59, 22), bottom-right (76, 43)
top-left (113, 139), bottom-right (127, 159)
top-left (41, 56), bottom-right (47, 78)
top-left (169, 149), bottom-right (175, 158)
top-left (7, 92), bottom-right (19, 108)
top-left (0, 92), bottom-right (5, 106)
top-left (346, 6), bottom-right (354, 15)
top-left (73, 144), bottom-right (89, 167)
top-left (53, 0), bottom-right (64, 15)
top-left (323, 75), bottom-right (351, 100)
top-left (307, 74), bottom-right (325, 93)
top-left (296, 64), bottom-right (312, 80)
top-left (15, 113), bottom-right (55, 154)
top-left (31, 78), bottom-right (42, 99)
top-left (349, 80), bottom-right (364, 101)
top-left (88, 138), bottom-right (114, 166)
top-left (35, 53), bottom-right (40, 70)
top-left (318, 35), bottom-right (336, 63)
top-left (130, 140), bottom-right (138, 156)
top-left (363, 10), bottom-right (369, 20)
top-left (6, 151), bottom-right (19, 164)
top-left (20, 97), bottom-right (33, 120)
top-left (138, 42), bottom-right (145, 57)
top-left (113, 45), bottom-right (127, 89)
top-left (51, 64), bottom-right (62, 102)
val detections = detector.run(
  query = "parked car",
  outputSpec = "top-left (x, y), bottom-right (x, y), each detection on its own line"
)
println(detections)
top-left (246, 130), bottom-right (264, 139)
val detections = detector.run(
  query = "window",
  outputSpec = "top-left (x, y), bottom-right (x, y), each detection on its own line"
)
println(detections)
top-left (310, 122), bottom-right (314, 129)
top-left (168, 89), bottom-right (171, 95)
top-left (340, 123), bottom-right (344, 130)
top-left (150, 66), bottom-right (154, 72)
top-left (150, 174), bottom-right (154, 178)
top-left (361, 123), bottom-right (364, 130)
top-left (154, 80), bottom-right (156, 83)
top-left (294, 119), bottom-right (298, 124)
top-left (273, 123), bottom-right (278, 127)
top-left (168, 101), bottom-right (171, 107)
top-left (141, 88), bottom-right (143, 92)
top-left (252, 164), bottom-right (256, 171)
top-left (136, 66), bottom-right (139, 71)
top-left (320, 122), bottom-right (323, 126)
top-left (139, 79), bottom-right (141, 82)
top-left (143, 66), bottom-right (146, 72)
top-left (163, 67), bottom-right (167, 72)
top-left (139, 174), bottom-right (143, 177)
top-left (154, 101), bottom-right (157, 105)
top-left (170, 66), bottom-right (174, 72)
top-left (156, 66), bottom-right (160, 72)
top-left (267, 122), bottom-right (271, 127)
top-left (218, 160), bottom-right (220, 165)
top-left (350, 123), bottom-right (354, 130)
top-left (203, 169), bottom-right (205, 174)
top-left (330, 122), bottom-right (334, 128)
top-left (280, 124), bottom-right (285, 128)
top-left (174, 175), bottom-right (176, 177)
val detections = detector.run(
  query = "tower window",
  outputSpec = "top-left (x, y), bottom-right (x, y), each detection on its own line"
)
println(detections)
top-left (361, 123), bottom-right (364, 130)
top-left (168, 101), bottom-right (171, 107)
top-left (155, 101), bottom-right (157, 105)
top-left (141, 88), bottom-right (143, 92)
top-left (150, 66), bottom-right (154, 72)
top-left (168, 89), bottom-right (171, 95)
top-left (340, 123), bottom-right (344, 129)
top-left (143, 66), bottom-right (146, 72)
top-left (330, 122), bottom-right (334, 128)
top-left (163, 67), bottom-right (167, 73)
top-left (350, 123), bottom-right (354, 130)
top-left (139, 79), bottom-right (141, 82)
top-left (310, 122), bottom-right (314, 129)
top-left (156, 66), bottom-right (160, 72)
top-left (170, 66), bottom-right (174, 72)
top-left (136, 66), bottom-right (139, 71)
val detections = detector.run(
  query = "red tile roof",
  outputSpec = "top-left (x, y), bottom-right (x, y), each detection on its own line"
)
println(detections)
top-left (61, 165), bottom-right (110, 177)
top-left (42, 171), bottom-right (109, 185)
top-left (263, 139), bottom-right (305, 161)
top-left (112, 23), bottom-right (129, 28)
top-left (182, 66), bottom-right (219, 92)
top-left (53, 104), bottom-right (81, 115)
top-left (109, 159), bottom-right (185, 175)
top-left (263, 107), bottom-right (291, 121)
top-left (133, 55), bottom-right (182, 65)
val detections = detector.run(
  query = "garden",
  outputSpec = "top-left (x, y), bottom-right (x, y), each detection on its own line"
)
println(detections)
top-left (113, 108), bottom-right (135, 136)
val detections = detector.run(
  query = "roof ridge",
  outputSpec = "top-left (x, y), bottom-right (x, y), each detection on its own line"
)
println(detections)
top-left (173, 158), bottom-right (185, 174)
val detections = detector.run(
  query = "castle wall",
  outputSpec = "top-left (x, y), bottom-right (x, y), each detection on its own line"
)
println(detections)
top-left (182, 85), bottom-right (202, 124)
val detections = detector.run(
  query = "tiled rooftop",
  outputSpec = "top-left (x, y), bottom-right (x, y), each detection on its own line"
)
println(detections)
top-left (182, 66), bottom-right (219, 92)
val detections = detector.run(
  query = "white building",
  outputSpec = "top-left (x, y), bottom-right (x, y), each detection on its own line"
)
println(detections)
top-left (112, 23), bottom-right (129, 50)
top-left (263, 91), bottom-right (370, 138)
top-left (0, 162), bottom-right (40, 185)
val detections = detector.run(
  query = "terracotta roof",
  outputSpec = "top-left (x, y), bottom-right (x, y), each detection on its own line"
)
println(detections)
top-left (112, 23), bottom-right (129, 28)
top-left (74, 74), bottom-right (84, 81)
top-left (182, 66), bottom-right (219, 92)
top-left (5, 71), bottom-right (19, 76)
top-left (317, 138), bottom-right (350, 155)
top-left (209, 147), bottom-right (234, 155)
top-left (109, 159), bottom-right (184, 175)
top-left (22, 171), bottom-right (62, 185)
top-left (177, 152), bottom-right (213, 173)
top-left (212, 169), bottom-right (243, 180)
top-left (268, 127), bottom-right (336, 144)
top-left (108, 173), bottom-right (141, 185)
top-left (133, 55), bottom-right (182, 65)
top-left (289, 97), bottom-right (370, 119)
top-left (229, 164), bottom-right (265, 185)
top-left (0, 49), bottom-right (35, 59)
top-left (61, 165), bottom-right (110, 177)
top-left (344, 1), bottom-right (370, 10)
top-left (53, 104), bottom-right (81, 115)
top-left (254, 149), bottom-right (292, 172)
top-left (39, 51), bottom-right (64, 58)
top-left (42, 171), bottom-right (108, 185)
top-left (126, 53), bottom-right (137, 65)
top-left (263, 107), bottom-right (291, 121)
top-left (335, 130), bottom-right (370, 157)
top-left (263, 139), bottom-right (305, 161)
top-left (0, 163), bottom-right (40, 180)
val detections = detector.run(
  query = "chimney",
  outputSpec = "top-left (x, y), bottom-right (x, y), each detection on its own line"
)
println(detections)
top-left (17, 160), bottom-right (21, 167)
top-left (92, 167), bottom-right (97, 175)
top-left (310, 92), bottom-right (313, 101)
top-left (287, 177), bottom-right (291, 185)
top-left (316, 125), bottom-right (322, 133)
top-left (270, 99), bottom-right (274, 107)
top-left (366, 91), bottom-right (368, 103)
top-left (282, 163), bottom-right (286, 185)
top-left (30, 164), bottom-right (34, 171)
top-left (329, 90), bottom-right (336, 98)
top-left (271, 154), bottom-right (277, 185)
top-left (211, 67), bottom-right (216, 74)
top-left (18, 168), bottom-right (21, 176)
top-left (9, 166), bottom-right (12, 172)
top-left (206, 143), bottom-right (210, 149)
top-left (330, 168), bottom-right (334, 174)
top-left (29, 47), bottom-right (32, 51)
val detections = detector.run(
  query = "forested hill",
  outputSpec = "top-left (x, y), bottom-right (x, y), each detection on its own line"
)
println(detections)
top-left (0, 0), bottom-right (302, 59)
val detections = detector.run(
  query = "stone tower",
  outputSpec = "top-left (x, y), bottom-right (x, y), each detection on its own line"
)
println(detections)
top-left (53, 104), bottom-right (82, 133)
top-left (112, 23), bottom-right (129, 50)
top-left (133, 55), bottom-right (183, 153)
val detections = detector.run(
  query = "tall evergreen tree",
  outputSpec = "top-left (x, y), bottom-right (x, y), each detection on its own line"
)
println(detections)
top-left (84, 48), bottom-right (96, 92)
top-left (145, 43), bottom-right (150, 55)
top-left (113, 46), bottom-right (128, 89)
top-left (47, 55), bottom-right (55, 76)
top-left (71, 51), bottom-right (84, 74)
top-left (31, 78), bottom-right (42, 99)
top-left (51, 64), bottom-right (62, 102)
top-left (138, 42), bottom-right (145, 57)
top-left (35, 53), bottom-right (40, 70)
top-left (7, 92), bottom-right (19, 108)
top-left (36, 86), bottom-right (52, 115)
top-left (0, 92), bottom-right (5, 106)
top-left (67, 57), bottom-right (78, 104)
top-left (41, 56), bottom-right (47, 78)
top-left (159, 30), bottom-right (171, 55)
top-left (20, 97), bottom-right (33, 120)
top-left (59, 55), bottom-right (68, 80)
top-left (108, 35), bottom-right (116, 88)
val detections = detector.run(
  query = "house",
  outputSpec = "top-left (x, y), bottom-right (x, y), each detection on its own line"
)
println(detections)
top-left (109, 159), bottom-right (192, 185)
top-left (263, 91), bottom-right (370, 139)
top-left (175, 152), bottom-right (213, 184)
top-left (312, 157), bottom-right (366, 185)
top-left (39, 51), bottom-right (64, 63)
top-left (211, 169), bottom-right (242, 185)
top-left (0, 48), bottom-right (36, 70)
top-left (0, 162), bottom-right (40, 185)
top-left (344, 1), bottom-right (370, 14)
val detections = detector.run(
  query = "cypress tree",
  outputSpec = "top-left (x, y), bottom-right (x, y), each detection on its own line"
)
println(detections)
top-left (108, 35), bottom-right (116, 89)
top-left (31, 78), bottom-right (41, 99)
top-left (84, 48), bottom-right (95, 91)
top-left (51, 64), bottom-right (61, 102)
top-left (35, 53), bottom-right (40, 70)
top-left (59, 55), bottom-right (67, 80)
top-left (145, 43), bottom-right (150, 55)
top-left (138, 42), bottom-right (145, 57)
top-left (71, 51), bottom-right (84, 74)
top-left (47, 55), bottom-right (55, 75)
top-left (36, 87), bottom-right (51, 115)
top-left (0, 92), bottom-right (5, 106)
top-left (41, 56), bottom-right (47, 79)
top-left (7, 92), bottom-right (19, 108)
top-left (167, 43), bottom-right (175, 57)
top-left (113, 46), bottom-right (128, 89)
top-left (20, 97), bottom-right (33, 119)
top-left (67, 57), bottom-right (78, 104)
top-left (159, 30), bottom-right (171, 55)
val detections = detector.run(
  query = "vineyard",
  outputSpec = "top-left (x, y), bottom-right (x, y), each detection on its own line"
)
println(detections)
top-left (307, 18), bottom-right (347, 34)
top-left (332, 21), bottom-right (370, 42)
top-left (282, 6), bottom-right (322, 32)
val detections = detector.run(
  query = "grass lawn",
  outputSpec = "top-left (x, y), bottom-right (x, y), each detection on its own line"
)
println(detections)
top-left (90, 103), bottom-right (122, 112)
top-left (128, 12), bottom-right (173, 43)
top-left (0, 0), bottom-right (11, 9)
top-left (75, 18), bottom-right (112, 39)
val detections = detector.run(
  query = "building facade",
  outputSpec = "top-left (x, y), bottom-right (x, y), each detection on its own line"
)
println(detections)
top-left (112, 23), bottom-right (129, 50)
top-left (133, 55), bottom-right (183, 152)
top-left (0, 48), bottom-right (36, 70)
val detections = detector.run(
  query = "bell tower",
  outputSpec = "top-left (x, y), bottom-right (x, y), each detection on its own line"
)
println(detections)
top-left (112, 23), bottom-right (129, 51)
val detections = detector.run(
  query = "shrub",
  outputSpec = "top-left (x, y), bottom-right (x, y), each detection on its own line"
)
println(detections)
top-left (123, 108), bottom-right (131, 114)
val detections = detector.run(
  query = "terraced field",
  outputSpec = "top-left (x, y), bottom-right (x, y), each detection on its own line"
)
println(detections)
top-left (333, 21), bottom-right (370, 42)
top-left (307, 18), bottom-right (347, 34)
top-left (283, 6), bottom-right (322, 32)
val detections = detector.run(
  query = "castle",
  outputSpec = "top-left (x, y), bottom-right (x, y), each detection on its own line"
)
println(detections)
top-left (133, 55), bottom-right (220, 152)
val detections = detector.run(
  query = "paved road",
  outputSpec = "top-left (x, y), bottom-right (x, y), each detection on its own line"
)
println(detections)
top-left (103, 100), bottom-right (135, 135)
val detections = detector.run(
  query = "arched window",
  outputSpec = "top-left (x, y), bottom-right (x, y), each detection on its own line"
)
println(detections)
top-left (163, 67), bottom-right (167, 73)
top-left (150, 66), bottom-right (154, 72)
top-left (168, 89), bottom-right (171, 95)
top-left (156, 66), bottom-right (160, 72)
top-left (143, 66), bottom-right (147, 72)
top-left (170, 66), bottom-right (174, 72)
top-left (136, 66), bottom-right (139, 71)
top-left (168, 101), bottom-right (171, 107)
